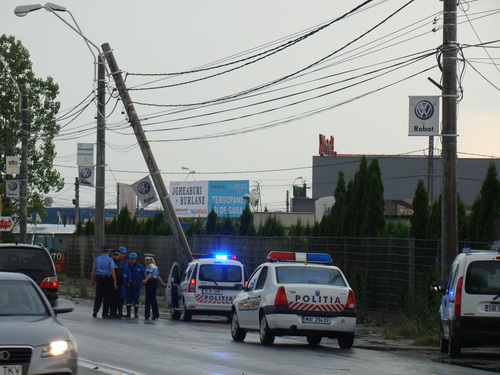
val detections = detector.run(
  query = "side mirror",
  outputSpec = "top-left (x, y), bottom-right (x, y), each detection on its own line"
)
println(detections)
top-left (53, 299), bottom-right (74, 314)
top-left (234, 283), bottom-right (243, 291)
top-left (430, 283), bottom-right (442, 293)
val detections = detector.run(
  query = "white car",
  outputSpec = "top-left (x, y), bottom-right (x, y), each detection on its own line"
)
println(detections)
top-left (231, 251), bottom-right (356, 348)
top-left (0, 272), bottom-right (77, 374)
top-left (432, 248), bottom-right (500, 358)
top-left (166, 254), bottom-right (246, 321)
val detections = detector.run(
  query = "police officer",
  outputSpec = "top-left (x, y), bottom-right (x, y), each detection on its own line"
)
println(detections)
top-left (123, 252), bottom-right (145, 318)
top-left (117, 246), bottom-right (128, 317)
top-left (109, 249), bottom-right (124, 318)
top-left (142, 254), bottom-right (167, 320)
top-left (90, 245), bottom-right (117, 318)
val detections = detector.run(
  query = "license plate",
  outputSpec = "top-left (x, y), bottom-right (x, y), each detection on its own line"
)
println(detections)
top-left (302, 316), bottom-right (331, 324)
top-left (485, 304), bottom-right (500, 312)
top-left (202, 288), bottom-right (222, 295)
top-left (2, 365), bottom-right (22, 375)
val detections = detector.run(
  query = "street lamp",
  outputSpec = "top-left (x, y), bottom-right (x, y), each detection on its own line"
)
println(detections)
top-left (286, 176), bottom-right (303, 213)
top-left (15, 2), bottom-right (107, 249)
top-left (182, 167), bottom-right (196, 181)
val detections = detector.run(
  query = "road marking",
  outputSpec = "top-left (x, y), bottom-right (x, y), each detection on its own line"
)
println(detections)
top-left (79, 358), bottom-right (147, 375)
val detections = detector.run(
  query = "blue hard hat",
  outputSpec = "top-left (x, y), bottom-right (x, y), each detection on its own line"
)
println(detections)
top-left (119, 246), bottom-right (127, 254)
top-left (129, 252), bottom-right (138, 259)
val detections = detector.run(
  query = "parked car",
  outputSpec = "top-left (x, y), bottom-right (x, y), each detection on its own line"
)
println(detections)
top-left (0, 271), bottom-right (77, 374)
top-left (166, 253), bottom-right (247, 321)
top-left (0, 243), bottom-right (59, 305)
top-left (432, 248), bottom-right (500, 357)
top-left (231, 251), bottom-right (357, 348)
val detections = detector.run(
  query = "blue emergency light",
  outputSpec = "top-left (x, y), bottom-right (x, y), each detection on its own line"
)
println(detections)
top-left (267, 251), bottom-right (332, 263)
top-left (192, 253), bottom-right (237, 260)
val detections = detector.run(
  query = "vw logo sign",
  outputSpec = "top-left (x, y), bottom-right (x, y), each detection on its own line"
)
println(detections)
top-left (7, 181), bottom-right (18, 190)
top-left (0, 350), bottom-right (11, 361)
top-left (414, 100), bottom-right (434, 120)
top-left (80, 167), bottom-right (92, 179)
top-left (137, 181), bottom-right (151, 194)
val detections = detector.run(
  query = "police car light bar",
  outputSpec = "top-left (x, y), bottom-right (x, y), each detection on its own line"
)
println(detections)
top-left (192, 253), bottom-right (237, 260)
top-left (267, 251), bottom-right (332, 263)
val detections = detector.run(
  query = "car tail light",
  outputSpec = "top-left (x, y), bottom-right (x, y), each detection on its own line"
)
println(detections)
top-left (346, 289), bottom-right (356, 309)
top-left (40, 276), bottom-right (58, 289)
top-left (188, 277), bottom-right (196, 293)
top-left (454, 276), bottom-right (463, 317)
top-left (274, 286), bottom-right (288, 306)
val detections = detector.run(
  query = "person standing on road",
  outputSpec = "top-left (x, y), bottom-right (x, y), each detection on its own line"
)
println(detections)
top-left (142, 254), bottom-right (167, 320)
top-left (90, 245), bottom-right (117, 318)
top-left (117, 246), bottom-right (128, 317)
top-left (124, 252), bottom-right (145, 318)
top-left (109, 249), bottom-right (124, 318)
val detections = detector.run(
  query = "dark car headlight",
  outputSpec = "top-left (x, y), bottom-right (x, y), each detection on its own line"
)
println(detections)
top-left (41, 340), bottom-right (74, 357)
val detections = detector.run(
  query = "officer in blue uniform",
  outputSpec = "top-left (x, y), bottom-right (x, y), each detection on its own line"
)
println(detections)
top-left (109, 249), bottom-right (124, 318)
top-left (124, 252), bottom-right (145, 318)
top-left (143, 254), bottom-right (166, 320)
top-left (90, 245), bottom-right (117, 318)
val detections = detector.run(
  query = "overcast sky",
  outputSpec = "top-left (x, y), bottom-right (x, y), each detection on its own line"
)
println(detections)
top-left (2, 0), bottom-right (499, 213)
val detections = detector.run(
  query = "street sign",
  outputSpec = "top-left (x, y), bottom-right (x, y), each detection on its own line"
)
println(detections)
top-left (408, 96), bottom-right (440, 136)
top-left (0, 216), bottom-right (14, 231)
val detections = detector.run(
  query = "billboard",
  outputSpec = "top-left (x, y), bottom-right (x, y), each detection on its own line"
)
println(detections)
top-left (170, 180), bottom-right (249, 218)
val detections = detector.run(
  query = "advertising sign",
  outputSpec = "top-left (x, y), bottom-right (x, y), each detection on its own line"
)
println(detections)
top-left (409, 96), bottom-right (440, 136)
top-left (0, 216), bottom-right (14, 231)
top-left (6, 180), bottom-right (20, 198)
top-left (78, 165), bottom-right (94, 186)
top-left (6, 156), bottom-right (20, 175)
top-left (170, 180), bottom-right (249, 218)
top-left (77, 143), bottom-right (94, 166)
top-left (132, 176), bottom-right (158, 208)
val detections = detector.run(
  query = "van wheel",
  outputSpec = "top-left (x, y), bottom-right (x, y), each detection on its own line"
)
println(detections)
top-left (182, 302), bottom-right (192, 322)
top-left (448, 330), bottom-right (461, 358)
top-left (259, 314), bottom-right (275, 345)
top-left (231, 310), bottom-right (246, 342)
top-left (338, 332), bottom-right (354, 349)
top-left (440, 327), bottom-right (448, 353)
top-left (306, 335), bottom-right (322, 346)
top-left (170, 305), bottom-right (180, 320)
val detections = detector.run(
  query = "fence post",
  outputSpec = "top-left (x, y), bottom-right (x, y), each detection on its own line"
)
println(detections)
top-left (409, 238), bottom-right (415, 294)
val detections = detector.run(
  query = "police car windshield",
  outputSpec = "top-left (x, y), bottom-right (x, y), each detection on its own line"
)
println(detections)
top-left (465, 261), bottom-right (500, 295)
top-left (275, 266), bottom-right (346, 286)
top-left (199, 264), bottom-right (242, 283)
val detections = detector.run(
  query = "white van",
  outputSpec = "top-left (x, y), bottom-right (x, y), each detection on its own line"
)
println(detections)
top-left (432, 248), bottom-right (500, 357)
top-left (166, 254), bottom-right (246, 321)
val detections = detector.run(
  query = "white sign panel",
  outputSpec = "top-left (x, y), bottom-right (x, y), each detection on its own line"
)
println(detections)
top-left (170, 181), bottom-right (209, 217)
top-left (409, 96), bottom-right (440, 136)
top-left (77, 143), bottom-right (94, 166)
top-left (6, 180), bottom-right (20, 198)
top-left (78, 165), bottom-right (94, 186)
top-left (132, 176), bottom-right (158, 208)
top-left (6, 156), bottom-right (20, 175)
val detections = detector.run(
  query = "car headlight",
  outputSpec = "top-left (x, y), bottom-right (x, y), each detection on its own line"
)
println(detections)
top-left (41, 340), bottom-right (73, 357)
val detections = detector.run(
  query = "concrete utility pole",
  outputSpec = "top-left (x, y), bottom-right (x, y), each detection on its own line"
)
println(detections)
top-left (94, 55), bottom-right (106, 250)
top-left (74, 177), bottom-right (80, 225)
top-left (19, 90), bottom-right (29, 243)
top-left (441, 0), bottom-right (458, 283)
top-left (101, 43), bottom-right (193, 265)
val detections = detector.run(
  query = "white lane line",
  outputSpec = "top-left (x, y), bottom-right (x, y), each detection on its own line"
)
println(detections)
top-left (79, 358), bottom-right (147, 375)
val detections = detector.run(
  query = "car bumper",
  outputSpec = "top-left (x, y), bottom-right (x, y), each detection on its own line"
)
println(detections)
top-left (451, 316), bottom-right (500, 346)
top-left (265, 313), bottom-right (356, 336)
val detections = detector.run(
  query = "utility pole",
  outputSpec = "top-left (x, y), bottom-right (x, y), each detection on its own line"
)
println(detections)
top-left (19, 90), bottom-right (29, 243)
top-left (74, 177), bottom-right (80, 225)
top-left (101, 43), bottom-right (193, 265)
top-left (94, 55), bottom-right (106, 250)
top-left (427, 136), bottom-right (434, 203)
top-left (441, 0), bottom-right (458, 283)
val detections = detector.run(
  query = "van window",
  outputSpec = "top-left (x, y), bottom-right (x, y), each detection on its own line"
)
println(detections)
top-left (199, 264), bottom-right (242, 283)
top-left (0, 248), bottom-right (52, 272)
top-left (465, 261), bottom-right (500, 295)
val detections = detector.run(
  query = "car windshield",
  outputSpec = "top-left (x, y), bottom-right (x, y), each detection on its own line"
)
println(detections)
top-left (465, 261), bottom-right (500, 295)
top-left (199, 264), bottom-right (242, 283)
top-left (0, 247), bottom-right (52, 272)
top-left (275, 266), bottom-right (347, 286)
top-left (0, 280), bottom-right (49, 316)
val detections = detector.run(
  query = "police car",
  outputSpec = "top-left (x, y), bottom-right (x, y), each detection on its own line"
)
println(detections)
top-left (432, 248), bottom-right (500, 358)
top-left (166, 254), bottom-right (246, 321)
top-left (230, 251), bottom-right (356, 348)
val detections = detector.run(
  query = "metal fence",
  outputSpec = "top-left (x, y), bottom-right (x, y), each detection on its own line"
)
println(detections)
top-left (65, 235), bottom-right (462, 314)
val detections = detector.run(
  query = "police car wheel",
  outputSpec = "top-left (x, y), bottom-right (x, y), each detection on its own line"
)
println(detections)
top-left (182, 303), bottom-right (192, 322)
top-left (338, 333), bottom-right (354, 349)
top-left (231, 311), bottom-right (246, 342)
top-left (259, 315), bottom-right (275, 345)
top-left (306, 335), bottom-right (322, 346)
top-left (170, 305), bottom-right (181, 320)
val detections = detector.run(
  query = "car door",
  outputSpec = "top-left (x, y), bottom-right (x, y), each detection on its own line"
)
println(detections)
top-left (237, 266), bottom-right (263, 326)
top-left (166, 262), bottom-right (180, 307)
top-left (246, 266), bottom-right (269, 328)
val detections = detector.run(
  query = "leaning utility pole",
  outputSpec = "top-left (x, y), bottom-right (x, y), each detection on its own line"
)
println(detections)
top-left (19, 90), bottom-right (29, 243)
top-left (101, 43), bottom-right (193, 265)
top-left (441, 0), bottom-right (458, 283)
top-left (94, 55), bottom-right (106, 250)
